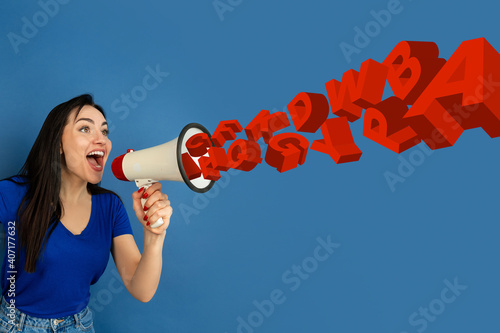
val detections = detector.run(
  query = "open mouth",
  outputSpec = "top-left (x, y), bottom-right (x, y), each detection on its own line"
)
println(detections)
top-left (86, 150), bottom-right (105, 171)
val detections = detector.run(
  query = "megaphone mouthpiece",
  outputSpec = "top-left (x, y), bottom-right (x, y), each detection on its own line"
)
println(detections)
top-left (111, 153), bottom-right (128, 181)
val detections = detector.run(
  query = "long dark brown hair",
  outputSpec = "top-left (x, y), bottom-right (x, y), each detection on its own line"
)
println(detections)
top-left (9, 94), bottom-right (118, 273)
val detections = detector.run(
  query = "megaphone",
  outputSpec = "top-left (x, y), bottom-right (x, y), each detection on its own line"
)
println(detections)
top-left (111, 123), bottom-right (215, 228)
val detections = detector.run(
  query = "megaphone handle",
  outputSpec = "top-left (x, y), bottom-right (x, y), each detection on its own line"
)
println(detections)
top-left (136, 179), bottom-right (164, 229)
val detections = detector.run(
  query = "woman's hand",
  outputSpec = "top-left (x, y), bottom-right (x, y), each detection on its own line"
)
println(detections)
top-left (132, 182), bottom-right (172, 235)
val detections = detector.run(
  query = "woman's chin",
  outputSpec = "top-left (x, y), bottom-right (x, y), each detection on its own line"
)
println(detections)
top-left (87, 174), bottom-right (103, 185)
top-left (86, 164), bottom-right (106, 185)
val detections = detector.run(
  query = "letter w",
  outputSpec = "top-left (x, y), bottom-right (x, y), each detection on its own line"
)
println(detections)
top-left (325, 59), bottom-right (388, 122)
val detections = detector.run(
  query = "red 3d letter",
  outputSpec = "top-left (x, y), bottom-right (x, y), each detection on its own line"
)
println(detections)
top-left (363, 97), bottom-right (420, 153)
top-left (186, 133), bottom-right (212, 157)
top-left (211, 120), bottom-right (243, 147)
top-left (265, 133), bottom-right (309, 173)
top-left (404, 38), bottom-right (500, 149)
top-left (325, 59), bottom-right (388, 122)
top-left (383, 41), bottom-right (446, 105)
top-left (198, 147), bottom-right (231, 181)
top-left (181, 153), bottom-right (202, 180)
top-left (311, 117), bottom-right (362, 163)
top-left (287, 92), bottom-right (329, 133)
top-left (245, 110), bottom-right (290, 143)
top-left (227, 139), bottom-right (263, 172)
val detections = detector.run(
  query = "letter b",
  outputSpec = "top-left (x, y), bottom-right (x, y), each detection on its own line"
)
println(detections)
top-left (370, 9), bottom-right (391, 27)
top-left (353, 26), bottom-right (370, 48)
top-left (252, 299), bottom-right (274, 318)
top-left (38, 0), bottom-right (60, 17)
top-left (236, 316), bottom-right (253, 333)
top-left (21, 17), bottom-right (38, 39)
top-left (397, 155), bottom-right (415, 177)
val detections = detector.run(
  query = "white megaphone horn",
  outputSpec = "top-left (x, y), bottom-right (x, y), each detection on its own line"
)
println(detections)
top-left (111, 123), bottom-right (215, 228)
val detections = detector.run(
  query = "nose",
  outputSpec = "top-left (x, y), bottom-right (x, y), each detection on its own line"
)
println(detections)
top-left (93, 130), bottom-right (107, 144)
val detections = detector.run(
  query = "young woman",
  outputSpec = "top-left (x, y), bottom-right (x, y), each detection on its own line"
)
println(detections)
top-left (0, 94), bottom-right (172, 332)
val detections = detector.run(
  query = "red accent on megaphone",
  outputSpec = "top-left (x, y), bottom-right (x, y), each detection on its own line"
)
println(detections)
top-left (111, 153), bottom-right (129, 181)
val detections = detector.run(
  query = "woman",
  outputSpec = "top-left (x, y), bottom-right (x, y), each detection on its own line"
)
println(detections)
top-left (0, 94), bottom-right (172, 332)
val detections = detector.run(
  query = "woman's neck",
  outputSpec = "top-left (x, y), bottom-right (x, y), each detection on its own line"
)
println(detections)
top-left (60, 169), bottom-right (91, 204)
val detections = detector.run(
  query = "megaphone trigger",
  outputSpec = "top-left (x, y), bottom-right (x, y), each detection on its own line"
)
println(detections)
top-left (135, 179), bottom-right (164, 229)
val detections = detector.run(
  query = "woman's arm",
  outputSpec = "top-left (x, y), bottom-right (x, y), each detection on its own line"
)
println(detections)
top-left (111, 183), bottom-right (172, 302)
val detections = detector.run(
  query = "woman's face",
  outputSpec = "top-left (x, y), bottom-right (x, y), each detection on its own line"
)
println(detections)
top-left (60, 105), bottom-right (112, 185)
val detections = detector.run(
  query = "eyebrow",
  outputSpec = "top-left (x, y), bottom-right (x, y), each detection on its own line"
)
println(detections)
top-left (75, 118), bottom-right (108, 127)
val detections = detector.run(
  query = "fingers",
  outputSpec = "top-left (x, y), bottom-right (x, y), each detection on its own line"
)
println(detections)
top-left (147, 206), bottom-right (173, 231)
top-left (143, 190), bottom-right (166, 211)
top-left (135, 184), bottom-right (172, 233)
top-left (133, 183), bottom-right (163, 212)
top-left (132, 188), bottom-right (146, 220)
top-left (144, 195), bottom-right (171, 224)
top-left (140, 182), bottom-right (162, 200)
top-left (144, 202), bottom-right (172, 234)
top-left (146, 199), bottom-right (172, 223)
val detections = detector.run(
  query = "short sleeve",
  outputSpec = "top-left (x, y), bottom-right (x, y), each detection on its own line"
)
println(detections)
top-left (0, 181), bottom-right (8, 225)
top-left (111, 194), bottom-right (134, 238)
top-left (0, 177), bottom-right (28, 225)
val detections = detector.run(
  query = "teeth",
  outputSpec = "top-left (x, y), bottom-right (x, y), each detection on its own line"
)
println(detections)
top-left (88, 151), bottom-right (104, 157)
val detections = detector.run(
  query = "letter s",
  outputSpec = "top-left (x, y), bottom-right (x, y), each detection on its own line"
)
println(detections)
top-left (110, 99), bottom-right (129, 120)
top-left (408, 312), bottom-right (427, 333)
top-left (282, 270), bottom-right (301, 292)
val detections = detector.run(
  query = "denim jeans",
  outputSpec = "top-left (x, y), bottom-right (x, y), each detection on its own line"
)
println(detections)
top-left (0, 297), bottom-right (94, 333)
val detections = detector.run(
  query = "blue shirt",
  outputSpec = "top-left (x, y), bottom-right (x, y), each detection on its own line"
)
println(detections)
top-left (0, 177), bottom-right (133, 318)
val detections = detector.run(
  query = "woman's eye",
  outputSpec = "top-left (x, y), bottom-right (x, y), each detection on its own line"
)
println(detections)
top-left (102, 129), bottom-right (109, 137)
top-left (79, 126), bottom-right (90, 133)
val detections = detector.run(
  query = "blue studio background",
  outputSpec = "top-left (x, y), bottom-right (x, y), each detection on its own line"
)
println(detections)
top-left (0, 0), bottom-right (499, 332)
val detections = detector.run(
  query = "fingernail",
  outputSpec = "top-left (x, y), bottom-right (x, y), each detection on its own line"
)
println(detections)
top-left (144, 206), bottom-right (149, 211)
top-left (142, 192), bottom-right (149, 199)
top-left (138, 187), bottom-right (144, 193)
top-left (146, 222), bottom-right (150, 226)
top-left (143, 215), bottom-right (148, 221)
